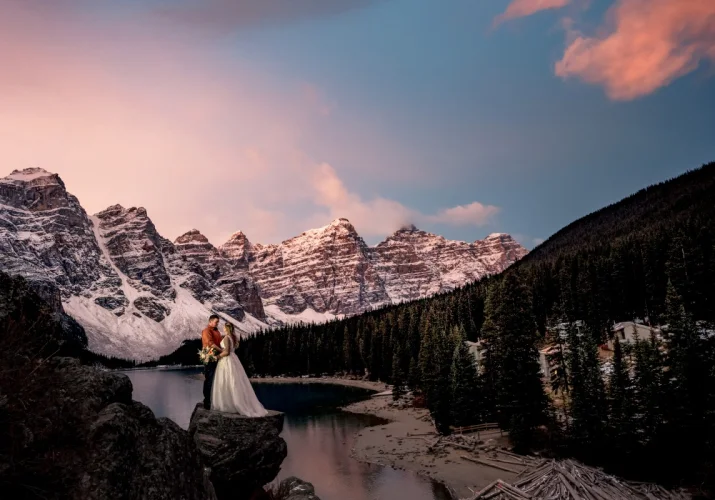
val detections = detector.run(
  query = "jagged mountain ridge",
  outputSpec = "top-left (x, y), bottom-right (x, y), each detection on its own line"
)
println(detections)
top-left (230, 220), bottom-right (528, 315)
top-left (0, 168), bottom-right (527, 360)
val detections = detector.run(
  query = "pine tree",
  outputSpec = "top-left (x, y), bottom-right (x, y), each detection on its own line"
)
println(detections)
top-left (633, 333), bottom-right (664, 446)
top-left (449, 325), bottom-right (481, 426)
top-left (343, 325), bottom-right (353, 375)
top-left (565, 321), bottom-right (607, 459)
top-left (606, 337), bottom-right (636, 461)
top-left (487, 273), bottom-right (549, 451)
top-left (392, 345), bottom-right (406, 401)
top-left (661, 281), bottom-right (710, 475)
top-left (418, 318), bottom-right (454, 434)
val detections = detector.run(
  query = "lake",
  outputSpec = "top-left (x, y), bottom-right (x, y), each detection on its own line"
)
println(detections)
top-left (122, 368), bottom-right (454, 500)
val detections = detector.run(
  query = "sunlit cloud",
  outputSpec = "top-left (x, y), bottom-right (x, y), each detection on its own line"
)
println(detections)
top-left (425, 202), bottom-right (500, 227)
top-left (555, 0), bottom-right (715, 100)
top-left (310, 163), bottom-right (499, 239)
top-left (495, 0), bottom-right (570, 25)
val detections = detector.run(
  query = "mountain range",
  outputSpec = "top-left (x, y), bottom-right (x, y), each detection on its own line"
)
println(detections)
top-left (0, 168), bottom-right (527, 360)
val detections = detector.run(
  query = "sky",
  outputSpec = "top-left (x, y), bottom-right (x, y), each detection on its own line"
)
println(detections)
top-left (2, 0), bottom-right (714, 248)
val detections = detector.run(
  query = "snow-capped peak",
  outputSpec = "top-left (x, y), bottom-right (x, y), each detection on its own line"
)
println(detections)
top-left (226, 230), bottom-right (248, 242)
top-left (327, 217), bottom-right (356, 230)
top-left (2, 167), bottom-right (61, 186)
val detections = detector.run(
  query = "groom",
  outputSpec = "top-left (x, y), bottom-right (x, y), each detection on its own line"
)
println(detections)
top-left (201, 314), bottom-right (223, 409)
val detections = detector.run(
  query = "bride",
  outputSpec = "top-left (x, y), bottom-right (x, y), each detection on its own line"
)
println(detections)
top-left (211, 322), bottom-right (268, 417)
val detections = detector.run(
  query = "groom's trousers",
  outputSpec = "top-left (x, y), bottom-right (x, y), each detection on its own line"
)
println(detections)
top-left (203, 361), bottom-right (218, 409)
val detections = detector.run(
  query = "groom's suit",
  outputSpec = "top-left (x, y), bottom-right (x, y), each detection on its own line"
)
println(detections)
top-left (202, 326), bottom-right (222, 409)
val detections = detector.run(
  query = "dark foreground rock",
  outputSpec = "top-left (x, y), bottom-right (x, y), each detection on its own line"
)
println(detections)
top-left (189, 404), bottom-right (288, 498)
top-left (272, 477), bottom-right (321, 500)
top-left (0, 272), bottom-right (216, 500)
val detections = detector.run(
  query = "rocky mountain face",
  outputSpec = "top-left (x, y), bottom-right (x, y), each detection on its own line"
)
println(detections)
top-left (0, 169), bottom-right (264, 360)
top-left (373, 226), bottom-right (528, 303)
top-left (0, 168), bottom-right (527, 360)
top-left (228, 220), bottom-right (528, 316)
top-left (172, 229), bottom-right (265, 321)
top-left (233, 218), bottom-right (390, 316)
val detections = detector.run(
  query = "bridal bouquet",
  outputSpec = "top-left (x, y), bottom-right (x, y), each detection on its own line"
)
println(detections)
top-left (198, 346), bottom-right (219, 364)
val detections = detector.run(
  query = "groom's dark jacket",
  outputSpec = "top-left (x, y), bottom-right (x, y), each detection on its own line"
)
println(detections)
top-left (202, 326), bottom-right (222, 352)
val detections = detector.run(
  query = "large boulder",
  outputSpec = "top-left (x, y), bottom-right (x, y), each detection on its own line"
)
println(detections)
top-left (188, 404), bottom-right (288, 498)
top-left (0, 271), bottom-right (216, 500)
top-left (79, 399), bottom-right (216, 500)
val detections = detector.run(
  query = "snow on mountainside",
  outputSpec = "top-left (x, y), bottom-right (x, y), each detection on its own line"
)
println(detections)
top-left (0, 168), bottom-right (528, 360)
top-left (0, 169), bottom-right (263, 361)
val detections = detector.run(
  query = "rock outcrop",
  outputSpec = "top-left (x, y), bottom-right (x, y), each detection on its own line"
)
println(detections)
top-left (0, 271), bottom-right (217, 500)
top-left (188, 404), bottom-right (288, 499)
top-left (0, 168), bottom-right (528, 360)
top-left (272, 477), bottom-right (321, 500)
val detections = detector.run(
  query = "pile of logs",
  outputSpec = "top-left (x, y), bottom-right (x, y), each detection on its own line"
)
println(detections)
top-left (469, 459), bottom-right (690, 500)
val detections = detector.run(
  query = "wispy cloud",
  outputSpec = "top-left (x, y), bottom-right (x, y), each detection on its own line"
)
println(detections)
top-left (555, 0), bottom-right (715, 100)
top-left (426, 202), bottom-right (500, 227)
top-left (495, 0), bottom-right (571, 25)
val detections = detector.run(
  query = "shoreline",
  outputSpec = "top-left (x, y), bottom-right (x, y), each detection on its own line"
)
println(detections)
top-left (250, 376), bottom-right (388, 393)
top-left (340, 396), bottom-right (514, 499)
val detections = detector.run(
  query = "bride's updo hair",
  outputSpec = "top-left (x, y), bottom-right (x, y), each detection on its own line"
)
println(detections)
top-left (224, 322), bottom-right (237, 346)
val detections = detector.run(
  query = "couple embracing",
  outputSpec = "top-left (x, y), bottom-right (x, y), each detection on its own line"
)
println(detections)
top-left (201, 314), bottom-right (267, 417)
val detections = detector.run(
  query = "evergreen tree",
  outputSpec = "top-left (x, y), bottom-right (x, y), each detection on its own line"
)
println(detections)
top-left (565, 321), bottom-right (607, 459)
top-left (488, 272), bottom-right (549, 451)
top-left (343, 325), bottom-right (353, 374)
top-left (449, 325), bottom-right (481, 426)
top-left (392, 346), bottom-right (406, 401)
top-left (661, 281), bottom-right (710, 476)
top-left (633, 333), bottom-right (665, 447)
top-left (606, 337), bottom-right (637, 462)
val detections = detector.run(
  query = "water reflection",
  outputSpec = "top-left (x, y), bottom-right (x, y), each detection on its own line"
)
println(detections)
top-left (123, 369), bottom-right (453, 500)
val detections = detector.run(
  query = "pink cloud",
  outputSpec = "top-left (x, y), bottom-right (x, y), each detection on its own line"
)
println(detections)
top-left (495, 0), bottom-right (571, 25)
top-left (555, 0), bottom-right (715, 100)
top-left (311, 163), bottom-right (414, 237)
top-left (426, 202), bottom-right (500, 227)
top-left (310, 164), bottom-right (500, 238)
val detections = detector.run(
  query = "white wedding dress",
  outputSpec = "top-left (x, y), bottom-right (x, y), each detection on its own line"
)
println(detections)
top-left (211, 335), bottom-right (268, 417)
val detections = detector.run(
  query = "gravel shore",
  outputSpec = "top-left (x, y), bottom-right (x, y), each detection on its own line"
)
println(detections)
top-left (342, 394), bottom-right (515, 499)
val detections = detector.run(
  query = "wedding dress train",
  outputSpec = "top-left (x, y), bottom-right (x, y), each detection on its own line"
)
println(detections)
top-left (211, 335), bottom-right (268, 417)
